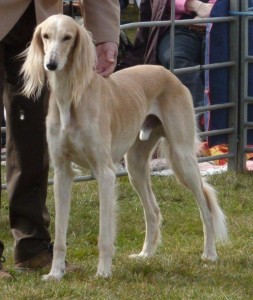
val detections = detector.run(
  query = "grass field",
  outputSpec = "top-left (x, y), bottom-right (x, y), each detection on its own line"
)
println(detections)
top-left (1, 169), bottom-right (253, 299)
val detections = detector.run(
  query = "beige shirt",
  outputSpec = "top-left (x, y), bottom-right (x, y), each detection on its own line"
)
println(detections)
top-left (0, 0), bottom-right (120, 44)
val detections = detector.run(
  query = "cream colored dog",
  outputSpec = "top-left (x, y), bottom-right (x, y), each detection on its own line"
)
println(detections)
top-left (21, 14), bottom-right (227, 281)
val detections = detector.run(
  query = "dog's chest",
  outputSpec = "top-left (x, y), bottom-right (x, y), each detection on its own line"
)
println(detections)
top-left (48, 102), bottom-right (94, 166)
top-left (58, 127), bottom-right (83, 153)
top-left (55, 126), bottom-right (91, 167)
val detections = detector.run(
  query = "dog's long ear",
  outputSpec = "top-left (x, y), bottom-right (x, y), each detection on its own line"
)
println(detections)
top-left (69, 24), bottom-right (97, 105)
top-left (20, 24), bottom-right (45, 99)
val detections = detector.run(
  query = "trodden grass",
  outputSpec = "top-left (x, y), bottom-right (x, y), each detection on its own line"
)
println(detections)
top-left (1, 169), bottom-right (253, 299)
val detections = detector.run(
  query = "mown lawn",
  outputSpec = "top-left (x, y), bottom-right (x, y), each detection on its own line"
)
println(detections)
top-left (1, 170), bottom-right (253, 299)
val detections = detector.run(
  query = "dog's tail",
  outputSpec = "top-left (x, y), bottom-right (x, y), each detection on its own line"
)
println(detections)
top-left (158, 138), bottom-right (228, 243)
top-left (202, 179), bottom-right (228, 243)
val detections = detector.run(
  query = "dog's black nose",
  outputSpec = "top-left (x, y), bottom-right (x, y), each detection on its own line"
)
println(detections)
top-left (46, 62), bottom-right (58, 71)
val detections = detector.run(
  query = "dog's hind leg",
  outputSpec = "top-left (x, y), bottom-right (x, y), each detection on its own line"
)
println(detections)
top-left (161, 137), bottom-right (227, 261)
top-left (125, 131), bottom-right (162, 258)
top-left (42, 162), bottom-right (74, 281)
top-left (94, 162), bottom-right (117, 278)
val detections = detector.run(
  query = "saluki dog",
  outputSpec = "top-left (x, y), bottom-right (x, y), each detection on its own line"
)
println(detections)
top-left (21, 14), bottom-right (227, 281)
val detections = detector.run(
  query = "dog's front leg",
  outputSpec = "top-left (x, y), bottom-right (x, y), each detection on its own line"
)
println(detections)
top-left (96, 166), bottom-right (116, 278)
top-left (42, 164), bottom-right (74, 281)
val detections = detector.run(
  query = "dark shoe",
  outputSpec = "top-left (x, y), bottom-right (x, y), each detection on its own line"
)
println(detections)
top-left (0, 241), bottom-right (13, 279)
top-left (0, 259), bottom-right (13, 280)
top-left (15, 243), bottom-right (79, 272)
top-left (15, 248), bottom-right (53, 270)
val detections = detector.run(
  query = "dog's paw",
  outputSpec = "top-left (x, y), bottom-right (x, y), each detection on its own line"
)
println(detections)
top-left (96, 268), bottom-right (112, 278)
top-left (201, 253), bottom-right (218, 262)
top-left (42, 270), bottom-right (64, 281)
top-left (96, 256), bottom-right (112, 278)
top-left (96, 263), bottom-right (112, 278)
top-left (129, 251), bottom-right (152, 259)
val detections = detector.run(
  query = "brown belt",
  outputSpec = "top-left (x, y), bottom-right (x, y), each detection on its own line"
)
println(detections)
top-left (186, 24), bottom-right (206, 33)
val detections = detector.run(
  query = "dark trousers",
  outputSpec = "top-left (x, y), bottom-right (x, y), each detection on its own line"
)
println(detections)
top-left (0, 2), bottom-right (51, 263)
top-left (158, 27), bottom-right (206, 108)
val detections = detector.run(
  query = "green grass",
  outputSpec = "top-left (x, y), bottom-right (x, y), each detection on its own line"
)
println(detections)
top-left (1, 170), bottom-right (253, 299)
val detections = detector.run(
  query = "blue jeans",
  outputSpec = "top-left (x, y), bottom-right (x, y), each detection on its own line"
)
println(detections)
top-left (158, 27), bottom-right (206, 108)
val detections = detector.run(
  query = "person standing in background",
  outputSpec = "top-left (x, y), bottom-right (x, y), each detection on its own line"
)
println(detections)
top-left (120, 0), bottom-right (215, 109)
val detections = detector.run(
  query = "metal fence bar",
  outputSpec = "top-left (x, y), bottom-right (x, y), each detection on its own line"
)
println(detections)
top-left (227, 0), bottom-right (240, 170)
top-left (199, 128), bottom-right (234, 137)
top-left (195, 103), bottom-right (234, 113)
top-left (173, 61), bottom-right (235, 74)
top-left (244, 96), bottom-right (253, 102)
top-left (238, 0), bottom-right (250, 170)
top-left (120, 17), bottom-right (236, 30)
top-left (244, 122), bottom-right (253, 128)
top-left (169, 0), bottom-right (176, 72)
top-left (0, 153), bottom-right (233, 191)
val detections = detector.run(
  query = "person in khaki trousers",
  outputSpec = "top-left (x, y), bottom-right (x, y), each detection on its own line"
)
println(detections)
top-left (0, 0), bottom-right (120, 279)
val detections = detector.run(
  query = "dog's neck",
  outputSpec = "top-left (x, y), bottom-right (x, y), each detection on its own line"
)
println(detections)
top-left (47, 70), bottom-right (70, 95)
top-left (47, 70), bottom-right (73, 130)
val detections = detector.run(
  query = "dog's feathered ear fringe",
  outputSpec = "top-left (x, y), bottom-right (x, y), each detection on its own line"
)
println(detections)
top-left (19, 24), bottom-right (45, 99)
top-left (69, 25), bottom-right (97, 105)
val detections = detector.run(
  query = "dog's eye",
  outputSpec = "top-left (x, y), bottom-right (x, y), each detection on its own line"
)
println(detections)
top-left (63, 35), bottom-right (72, 42)
top-left (43, 34), bottom-right (49, 39)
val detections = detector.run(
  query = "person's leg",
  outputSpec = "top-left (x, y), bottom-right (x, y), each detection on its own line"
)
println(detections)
top-left (3, 2), bottom-right (51, 265)
top-left (0, 240), bottom-right (12, 279)
top-left (1, 111), bottom-right (6, 149)
top-left (0, 42), bottom-right (12, 280)
top-left (158, 27), bottom-right (205, 107)
top-left (0, 42), bottom-right (4, 195)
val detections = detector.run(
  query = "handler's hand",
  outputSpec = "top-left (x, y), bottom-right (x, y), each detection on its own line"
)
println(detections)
top-left (196, 2), bottom-right (213, 18)
top-left (185, 0), bottom-right (214, 18)
top-left (96, 42), bottom-right (118, 77)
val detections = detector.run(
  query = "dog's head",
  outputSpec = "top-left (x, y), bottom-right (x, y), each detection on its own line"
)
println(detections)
top-left (39, 14), bottom-right (97, 72)
top-left (21, 14), bottom-right (97, 102)
top-left (41, 14), bottom-right (79, 71)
